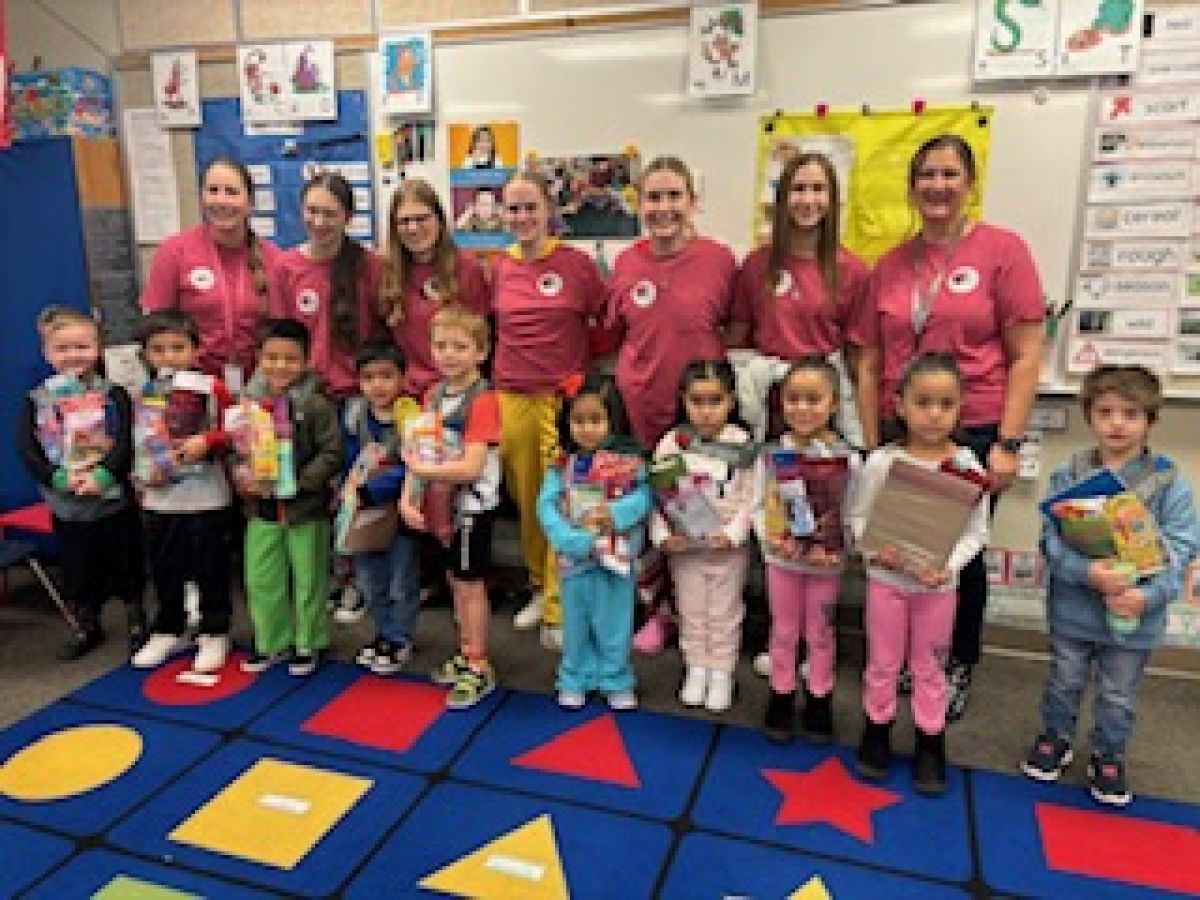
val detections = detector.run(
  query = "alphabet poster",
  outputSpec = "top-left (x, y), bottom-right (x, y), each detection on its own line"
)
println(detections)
top-left (238, 42), bottom-right (337, 124)
top-left (973, 0), bottom-right (1058, 81)
top-left (1057, 0), bottom-right (1144, 77)
top-left (687, 2), bottom-right (757, 98)
top-left (152, 50), bottom-right (201, 128)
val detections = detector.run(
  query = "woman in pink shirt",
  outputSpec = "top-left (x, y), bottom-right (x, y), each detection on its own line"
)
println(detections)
top-left (730, 152), bottom-right (873, 442)
top-left (859, 134), bottom-right (1045, 719)
top-left (273, 172), bottom-right (385, 400)
top-left (492, 170), bottom-right (609, 644)
top-left (140, 156), bottom-right (280, 386)
top-left (379, 178), bottom-right (489, 400)
top-left (610, 156), bottom-right (737, 450)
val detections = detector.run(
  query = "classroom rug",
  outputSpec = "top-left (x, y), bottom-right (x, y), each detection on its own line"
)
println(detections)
top-left (3, 661), bottom-right (1200, 898)
top-left (244, 660), bottom-right (503, 773)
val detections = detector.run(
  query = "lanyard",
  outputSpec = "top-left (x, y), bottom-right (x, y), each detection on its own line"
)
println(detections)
top-left (909, 220), bottom-right (968, 337)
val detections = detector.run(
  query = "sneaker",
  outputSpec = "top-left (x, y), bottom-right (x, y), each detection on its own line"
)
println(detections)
top-left (513, 594), bottom-right (544, 630)
top-left (763, 689), bottom-right (795, 743)
top-left (946, 663), bottom-right (972, 722)
top-left (913, 728), bottom-right (947, 797)
top-left (432, 653), bottom-right (470, 686)
top-left (607, 690), bottom-right (638, 711)
top-left (679, 666), bottom-right (708, 707)
top-left (355, 637), bottom-right (388, 668)
top-left (288, 651), bottom-right (320, 677)
top-left (1088, 752), bottom-right (1132, 807)
top-left (557, 690), bottom-right (587, 709)
top-left (241, 650), bottom-right (286, 673)
top-left (183, 581), bottom-right (202, 627)
top-left (752, 651), bottom-right (771, 678)
top-left (705, 670), bottom-right (735, 713)
top-left (193, 634), bottom-right (230, 673)
top-left (447, 663), bottom-right (496, 709)
top-left (540, 625), bottom-right (563, 652)
top-left (369, 640), bottom-right (412, 676)
top-left (632, 610), bottom-right (670, 655)
top-left (856, 719), bottom-right (893, 781)
top-left (332, 585), bottom-right (366, 624)
top-left (132, 632), bottom-right (190, 669)
top-left (58, 627), bottom-right (103, 661)
top-left (1021, 733), bottom-right (1074, 783)
top-left (801, 690), bottom-right (834, 743)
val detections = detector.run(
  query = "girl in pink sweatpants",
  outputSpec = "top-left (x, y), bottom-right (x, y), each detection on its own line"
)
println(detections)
top-left (848, 353), bottom-right (989, 796)
top-left (753, 357), bottom-right (861, 744)
top-left (650, 360), bottom-right (757, 715)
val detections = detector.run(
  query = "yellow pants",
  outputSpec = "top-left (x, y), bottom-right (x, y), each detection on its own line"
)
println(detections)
top-left (499, 390), bottom-right (561, 625)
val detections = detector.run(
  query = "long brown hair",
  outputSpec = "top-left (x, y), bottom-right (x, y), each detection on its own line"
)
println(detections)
top-left (201, 156), bottom-right (270, 311)
top-left (302, 172), bottom-right (364, 349)
top-left (765, 153), bottom-right (841, 309)
top-left (380, 178), bottom-right (460, 325)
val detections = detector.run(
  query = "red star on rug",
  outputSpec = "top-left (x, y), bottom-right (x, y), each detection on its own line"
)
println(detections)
top-left (762, 757), bottom-right (901, 844)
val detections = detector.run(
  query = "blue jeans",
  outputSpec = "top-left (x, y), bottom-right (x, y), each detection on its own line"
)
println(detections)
top-left (354, 531), bottom-right (420, 645)
top-left (1041, 633), bottom-right (1150, 756)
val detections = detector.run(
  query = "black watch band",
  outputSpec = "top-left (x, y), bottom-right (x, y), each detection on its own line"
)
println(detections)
top-left (998, 436), bottom-right (1023, 454)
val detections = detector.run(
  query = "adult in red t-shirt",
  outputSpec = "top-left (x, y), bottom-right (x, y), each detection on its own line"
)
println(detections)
top-left (379, 178), bottom-right (490, 400)
top-left (610, 156), bottom-right (736, 450)
top-left (858, 134), bottom-right (1045, 716)
top-left (272, 173), bottom-right (386, 400)
top-left (492, 170), bottom-right (609, 639)
top-left (140, 157), bottom-right (281, 387)
top-left (729, 152), bottom-right (873, 441)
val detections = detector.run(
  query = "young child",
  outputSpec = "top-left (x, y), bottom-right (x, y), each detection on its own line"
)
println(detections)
top-left (131, 310), bottom-right (235, 673)
top-left (341, 341), bottom-right (420, 675)
top-left (16, 306), bottom-right (145, 659)
top-left (755, 355), bottom-right (861, 743)
top-left (400, 305), bottom-right (503, 708)
top-left (1022, 365), bottom-right (1198, 806)
top-left (650, 360), bottom-right (757, 713)
top-left (849, 352), bottom-right (989, 796)
top-left (238, 318), bottom-right (342, 677)
top-left (537, 373), bottom-right (651, 711)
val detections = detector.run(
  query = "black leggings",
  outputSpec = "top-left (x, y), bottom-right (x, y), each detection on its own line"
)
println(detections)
top-left (953, 424), bottom-right (1000, 666)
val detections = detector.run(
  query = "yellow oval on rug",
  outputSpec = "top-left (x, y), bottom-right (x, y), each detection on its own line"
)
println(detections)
top-left (0, 725), bottom-right (143, 801)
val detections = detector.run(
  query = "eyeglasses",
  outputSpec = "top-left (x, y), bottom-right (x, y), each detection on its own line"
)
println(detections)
top-left (644, 189), bottom-right (687, 203)
top-left (395, 213), bottom-right (435, 229)
top-left (504, 202), bottom-right (541, 214)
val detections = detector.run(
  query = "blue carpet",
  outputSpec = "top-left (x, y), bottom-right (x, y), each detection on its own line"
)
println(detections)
top-left (690, 726), bottom-right (972, 882)
top-left (0, 701), bottom-right (221, 837)
top-left (104, 738), bottom-right (426, 897)
top-left (343, 780), bottom-right (672, 899)
top-left (22, 849), bottom-right (281, 899)
top-left (69, 654), bottom-right (305, 731)
top-left (244, 661), bottom-right (502, 773)
top-left (449, 691), bottom-right (715, 820)
top-left (0, 820), bottom-right (73, 897)
top-left (973, 769), bottom-right (1200, 898)
top-left (660, 832), bottom-right (971, 898)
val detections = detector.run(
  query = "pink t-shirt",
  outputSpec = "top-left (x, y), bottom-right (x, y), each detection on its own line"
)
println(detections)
top-left (610, 237), bottom-right (736, 448)
top-left (732, 246), bottom-right (872, 358)
top-left (862, 222), bottom-right (1044, 426)
top-left (272, 247), bottom-right (385, 399)
top-left (140, 225), bottom-right (282, 380)
top-left (491, 244), bottom-right (607, 394)
top-left (389, 251), bottom-right (489, 399)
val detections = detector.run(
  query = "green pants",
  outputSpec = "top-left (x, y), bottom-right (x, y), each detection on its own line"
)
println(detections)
top-left (245, 518), bottom-right (331, 655)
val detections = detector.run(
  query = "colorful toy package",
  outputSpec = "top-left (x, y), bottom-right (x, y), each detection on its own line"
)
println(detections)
top-left (133, 372), bottom-right (215, 484)
top-left (563, 450), bottom-right (643, 576)
top-left (1051, 492), bottom-right (1163, 577)
top-left (762, 448), bottom-right (851, 553)
top-left (649, 452), bottom-right (726, 542)
top-left (403, 410), bottom-right (462, 546)
top-left (223, 396), bottom-right (296, 499)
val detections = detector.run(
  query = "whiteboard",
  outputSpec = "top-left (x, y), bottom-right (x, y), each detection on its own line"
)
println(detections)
top-left (370, 2), bottom-right (1090, 321)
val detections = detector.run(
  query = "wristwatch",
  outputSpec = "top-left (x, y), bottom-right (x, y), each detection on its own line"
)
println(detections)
top-left (997, 436), bottom-right (1023, 454)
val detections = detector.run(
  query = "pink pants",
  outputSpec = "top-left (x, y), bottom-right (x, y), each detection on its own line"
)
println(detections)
top-left (669, 549), bottom-right (747, 673)
top-left (766, 566), bottom-right (839, 697)
top-left (863, 577), bottom-right (956, 734)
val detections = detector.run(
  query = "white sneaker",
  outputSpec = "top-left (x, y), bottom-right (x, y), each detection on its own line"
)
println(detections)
top-left (705, 670), bottom-right (735, 713)
top-left (184, 582), bottom-right (201, 627)
top-left (333, 584), bottom-right (366, 624)
top-left (752, 651), bottom-right (771, 678)
top-left (193, 634), bottom-right (230, 673)
top-left (557, 690), bottom-right (586, 709)
top-left (132, 633), bottom-right (190, 669)
top-left (679, 666), bottom-right (708, 707)
top-left (540, 625), bottom-right (563, 652)
top-left (607, 690), bottom-right (638, 711)
top-left (513, 594), bottom-right (544, 630)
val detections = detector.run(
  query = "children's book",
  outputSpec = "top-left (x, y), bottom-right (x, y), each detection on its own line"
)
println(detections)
top-left (651, 451), bottom-right (727, 543)
top-left (763, 449), bottom-right (851, 552)
top-left (562, 451), bottom-right (642, 576)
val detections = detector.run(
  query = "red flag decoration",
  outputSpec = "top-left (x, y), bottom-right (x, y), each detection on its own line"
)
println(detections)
top-left (512, 713), bottom-right (641, 788)
top-left (1037, 802), bottom-right (1200, 895)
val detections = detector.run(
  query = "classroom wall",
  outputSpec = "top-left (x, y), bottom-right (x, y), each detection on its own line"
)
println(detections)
top-left (7, 0), bottom-right (120, 72)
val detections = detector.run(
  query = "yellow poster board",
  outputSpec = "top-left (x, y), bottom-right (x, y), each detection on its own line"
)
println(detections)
top-left (754, 105), bottom-right (994, 263)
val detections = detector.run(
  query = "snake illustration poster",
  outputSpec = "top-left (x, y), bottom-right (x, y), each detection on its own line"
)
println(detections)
top-left (973, 0), bottom-right (1058, 81)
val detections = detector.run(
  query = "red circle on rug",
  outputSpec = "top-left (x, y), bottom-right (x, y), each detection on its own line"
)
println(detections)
top-left (141, 652), bottom-right (256, 705)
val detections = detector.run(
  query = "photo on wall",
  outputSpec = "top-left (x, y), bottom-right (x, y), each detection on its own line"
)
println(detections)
top-left (525, 153), bottom-right (641, 239)
top-left (448, 122), bottom-right (519, 173)
top-left (448, 122), bottom-right (518, 250)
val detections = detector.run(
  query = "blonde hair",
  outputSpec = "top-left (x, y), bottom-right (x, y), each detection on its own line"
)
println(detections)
top-left (380, 178), bottom-right (460, 325)
top-left (430, 304), bottom-right (490, 354)
top-left (639, 155), bottom-right (697, 198)
top-left (37, 306), bottom-right (98, 342)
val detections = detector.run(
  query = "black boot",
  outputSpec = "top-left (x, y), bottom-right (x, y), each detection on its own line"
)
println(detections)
top-left (856, 719), bottom-right (892, 781)
top-left (125, 599), bottom-right (148, 655)
top-left (801, 690), bottom-right (833, 743)
top-left (913, 728), bottom-right (947, 796)
top-left (763, 690), bottom-right (795, 743)
top-left (58, 625), bottom-right (104, 661)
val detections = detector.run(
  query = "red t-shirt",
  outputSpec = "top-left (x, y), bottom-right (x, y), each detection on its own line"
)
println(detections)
top-left (272, 248), bottom-right (385, 399)
top-left (389, 251), bottom-right (489, 399)
top-left (140, 225), bottom-right (282, 380)
top-left (491, 243), bottom-right (608, 394)
top-left (861, 222), bottom-right (1045, 426)
top-left (609, 237), bottom-right (736, 448)
top-left (732, 246), bottom-right (872, 358)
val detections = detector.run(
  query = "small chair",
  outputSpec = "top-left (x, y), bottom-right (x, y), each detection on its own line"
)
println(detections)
top-left (0, 503), bottom-right (76, 628)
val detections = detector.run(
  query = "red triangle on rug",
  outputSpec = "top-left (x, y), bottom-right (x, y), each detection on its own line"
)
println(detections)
top-left (512, 712), bottom-right (641, 788)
